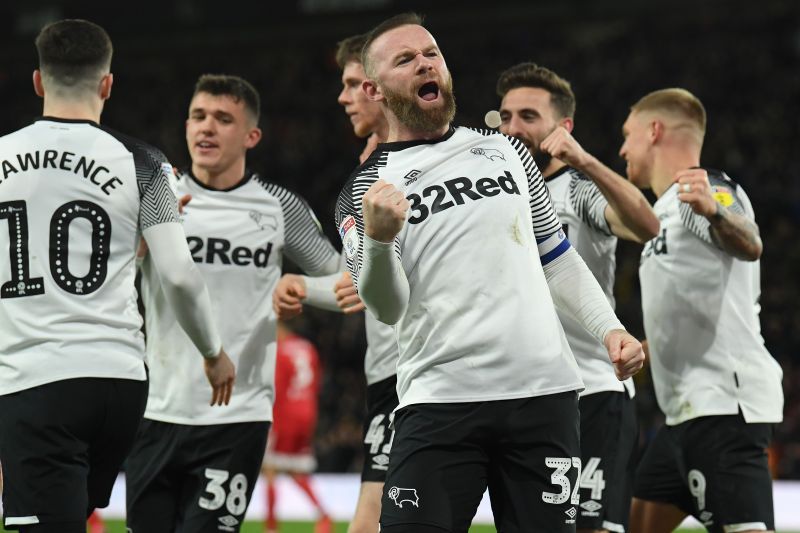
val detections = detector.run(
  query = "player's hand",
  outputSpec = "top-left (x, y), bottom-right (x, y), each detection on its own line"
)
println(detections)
top-left (273, 274), bottom-right (307, 320)
top-left (334, 271), bottom-right (365, 314)
top-left (675, 169), bottom-right (717, 217)
top-left (204, 349), bottom-right (236, 406)
top-left (136, 194), bottom-right (191, 260)
top-left (362, 179), bottom-right (409, 243)
top-left (538, 127), bottom-right (591, 169)
top-left (603, 329), bottom-right (645, 380)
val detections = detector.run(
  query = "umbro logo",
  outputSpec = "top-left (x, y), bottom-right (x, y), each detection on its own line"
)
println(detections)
top-left (218, 515), bottom-right (239, 531)
top-left (565, 506), bottom-right (577, 524)
top-left (372, 453), bottom-right (390, 470)
top-left (403, 169), bottom-right (422, 186)
top-left (470, 147), bottom-right (505, 161)
top-left (580, 499), bottom-right (602, 516)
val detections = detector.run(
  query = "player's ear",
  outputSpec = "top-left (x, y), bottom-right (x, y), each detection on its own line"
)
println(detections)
top-left (245, 126), bottom-right (262, 149)
top-left (99, 73), bottom-right (113, 101)
top-left (33, 70), bottom-right (45, 97)
top-left (649, 119), bottom-right (664, 144)
top-left (560, 117), bottom-right (574, 133)
top-left (362, 79), bottom-right (383, 103)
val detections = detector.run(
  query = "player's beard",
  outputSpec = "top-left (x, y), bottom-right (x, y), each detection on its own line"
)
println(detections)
top-left (382, 76), bottom-right (457, 134)
top-left (532, 149), bottom-right (552, 175)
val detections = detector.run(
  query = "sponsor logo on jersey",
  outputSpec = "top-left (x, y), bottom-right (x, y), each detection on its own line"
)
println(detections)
top-left (218, 515), bottom-right (239, 531)
top-left (565, 506), bottom-right (577, 524)
top-left (249, 211), bottom-right (278, 231)
top-left (469, 147), bottom-right (505, 161)
top-left (187, 237), bottom-right (273, 267)
top-left (712, 185), bottom-right (734, 207)
top-left (407, 171), bottom-right (521, 225)
top-left (641, 228), bottom-right (668, 260)
top-left (388, 486), bottom-right (419, 508)
top-left (403, 169), bottom-right (422, 186)
top-left (339, 215), bottom-right (359, 259)
top-left (580, 499), bottom-right (602, 516)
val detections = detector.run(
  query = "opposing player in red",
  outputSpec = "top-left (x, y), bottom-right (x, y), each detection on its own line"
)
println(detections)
top-left (261, 322), bottom-right (332, 533)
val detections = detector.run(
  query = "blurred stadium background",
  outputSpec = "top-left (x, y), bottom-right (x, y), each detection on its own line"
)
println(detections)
top-left (1, 0), bottom-right (799, 530)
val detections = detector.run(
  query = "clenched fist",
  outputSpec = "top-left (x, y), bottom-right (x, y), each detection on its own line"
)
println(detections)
top-left (603, 329), bottom-right (646, 381)
top-left (362, 179), bottom-right (410, 243)
top-left (539, 127), bottom-right (591, 169)
top-left (675, 168), bottom-right (717, 217)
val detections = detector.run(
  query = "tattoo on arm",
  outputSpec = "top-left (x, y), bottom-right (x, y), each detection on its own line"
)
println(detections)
top-left (709, 204), bottom-right (762, 261)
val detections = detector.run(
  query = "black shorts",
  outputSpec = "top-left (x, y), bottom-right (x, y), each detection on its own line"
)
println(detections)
top-left (361, 374), bottom-right (399, 483)
top-left (380, 391), bottom-right (581, 533)
top-left (0, 377), bottom-right (148, 530)
top-left (634, 413), bottom-right (775, 532)
top-left (125, 418), bottom-right (269, 533)
top-left (577, 391), bottom-right (637, 533)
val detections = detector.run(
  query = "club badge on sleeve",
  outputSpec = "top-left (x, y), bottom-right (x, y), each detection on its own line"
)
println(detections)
top-left (339, 215), bottom-right (359, 259)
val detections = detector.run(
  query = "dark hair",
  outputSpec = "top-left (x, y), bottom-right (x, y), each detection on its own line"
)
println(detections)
top-left (35, 19), bottom-right (113, 88)
top-left (361, 12), bottom-right (424, 78)
top-left (335, 33), bottom-right (368, 69)
top-left (193, 74), bottom-right (261, 122)
top-left (496, 62), bottom-right (576, 119)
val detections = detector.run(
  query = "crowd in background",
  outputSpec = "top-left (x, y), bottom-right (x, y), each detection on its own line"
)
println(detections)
top-left (1, 0), bottom-right (798, 478)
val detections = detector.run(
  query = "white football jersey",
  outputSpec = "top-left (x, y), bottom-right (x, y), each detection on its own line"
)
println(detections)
top-left (141, 170), bottom-right (339, 425)
top-left (546, 167), bottom-right (634, 397)
top-left (364, 313), bottom-right (398, 385)
top-left (336, 127), bottom-right (583, 409)
top-left (639, 169), bottom-right (783, 425)
top-left (0, 118), bottom-right (179, 395)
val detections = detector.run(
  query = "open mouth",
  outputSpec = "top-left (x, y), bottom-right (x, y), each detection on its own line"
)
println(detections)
top-left (418, 81), bottom-right (439, 102)
top-left (196, 141), bottom-right (217, 150)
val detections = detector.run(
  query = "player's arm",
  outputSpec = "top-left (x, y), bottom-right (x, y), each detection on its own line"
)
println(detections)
top-left (540, 127), bottom-right (658, 243)
top-left (138, 158), bottom-right (234, 406)
top-left (273, 270), bottom-right (364, 320)
top-left (336, 178), bottom-right (409, 325)
top-left (675, 168), bottom-right (762, 261)
top-left (517, 139), bottom-right (644, 380)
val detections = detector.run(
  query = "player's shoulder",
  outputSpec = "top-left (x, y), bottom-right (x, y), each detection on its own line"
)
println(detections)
top-left (461, 126), bottom-right (527, 153)
top-left (250, 172), bottom-right (300, 202)
top-left (339, 150), bottom-right (387, 204)
top-left (703, 167), bottom-right (741, 190)
top-left (97, 124), bottom-right (169, 168)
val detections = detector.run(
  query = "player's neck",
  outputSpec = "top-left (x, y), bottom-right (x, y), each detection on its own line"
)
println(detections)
top-left (387, 119), bottom-right (449, 143)
top-left (651, 148), bottom-right (701, 198)
top-left (42, 97), bottom-right (102, 123)
top-left (374, 120), bottom-right (390, 144)
top-left (543, 159), bottom-right (567, 178)
top-left (192, 160), bottom-right (247, 190)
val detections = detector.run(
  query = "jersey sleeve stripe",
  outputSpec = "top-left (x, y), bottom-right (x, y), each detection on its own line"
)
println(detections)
top-left (537, 231), bottom-right (571, 265)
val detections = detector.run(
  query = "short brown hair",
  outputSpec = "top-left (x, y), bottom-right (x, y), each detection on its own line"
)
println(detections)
top-left (335, 33), bottom-right (368, 69)
top-left (193, 74), bottom-right (261, 122)
top-left (35, 19), bottom-right (112, 89)
top-left (496, 62), bottom-right (576, 119)
top-left (362, 12), bottom-right (424, 78)
top-left (631, 88), bottom-right (706, 135)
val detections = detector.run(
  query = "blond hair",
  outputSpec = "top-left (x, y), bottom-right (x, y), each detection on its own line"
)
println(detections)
top-left (631, 88), bottom-right (706, 140)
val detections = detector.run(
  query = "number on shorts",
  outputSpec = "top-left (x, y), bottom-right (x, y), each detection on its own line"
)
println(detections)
top-left (579, 457), bottom-right (606, 500)
top-left (688, 469), bottom-right (707, 511)
top-left (542, 457), bottom-right (582, 505)
top-left (382, 412), bottom-right (395, 454)
top-left (198, 468), bottom-right (250, 515)
top-left (364, 414), bottom-right (387, 454)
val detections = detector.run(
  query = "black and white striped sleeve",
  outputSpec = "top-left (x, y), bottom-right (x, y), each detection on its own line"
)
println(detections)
top-left (679, 174), bottom-right (748, 247)
top-left (569, 174), bottom-right (613, 236)
top-left (507, 135), bottom-right (570, 266)
top-left (334, 168), bottom-right (378, 288)
top-left (112, 134), bottom-right (179, 231)
top-left (270, 186), bottom-right (339, 276)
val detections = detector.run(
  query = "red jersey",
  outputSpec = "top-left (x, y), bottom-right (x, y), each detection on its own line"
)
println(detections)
top-left (272, 333), bottom-right (321, 434)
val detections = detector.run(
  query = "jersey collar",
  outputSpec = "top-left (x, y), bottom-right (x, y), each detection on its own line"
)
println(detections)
top-left (377, 125), bottom-right (457, 152)
top-left (543, 165), bottom-right (573, 183)
top-left (36, 116), bottom-right (100, 127)
top-left (185, 168), bottom-right (256, 192)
